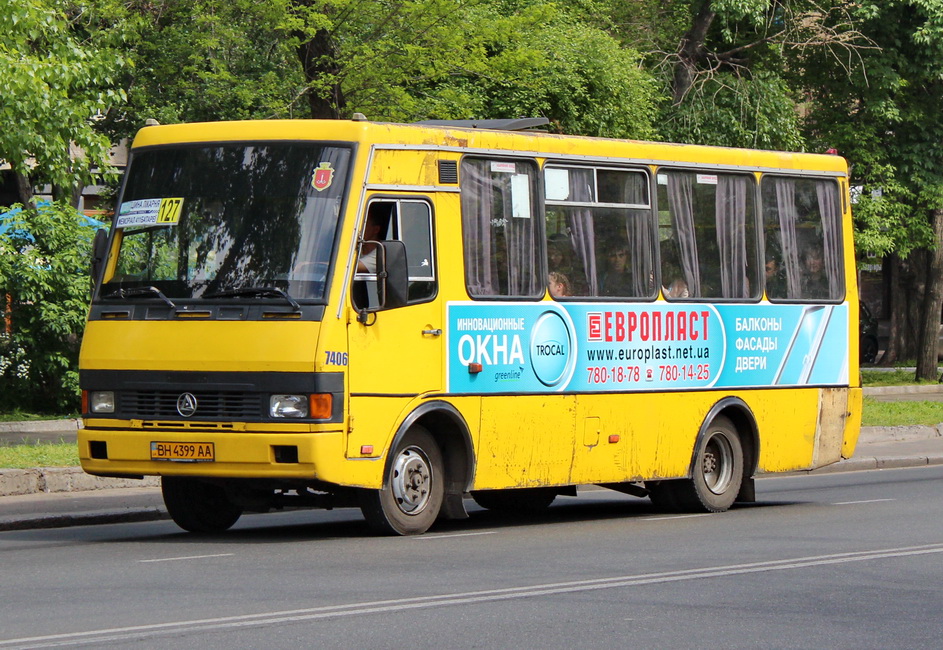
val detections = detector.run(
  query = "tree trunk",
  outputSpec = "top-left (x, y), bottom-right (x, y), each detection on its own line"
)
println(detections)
top-left (14, 171), bottom-right (33, 205)
top-left (916, 208), bottom-right (943, 381)
top-left (672, 0), bottom-right (716, 104)
top-left (52, 182), bottom-right (83, 209)
top-left (881, 254), bottom-right (902, 365)
top-left (296, 28), bottom-right (346, 119)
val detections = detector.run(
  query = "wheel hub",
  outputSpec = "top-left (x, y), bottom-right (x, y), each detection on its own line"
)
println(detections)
top-left (391, 446), bottom-right (432, 515)
top-left (703, 434), bottom-right (734, 495)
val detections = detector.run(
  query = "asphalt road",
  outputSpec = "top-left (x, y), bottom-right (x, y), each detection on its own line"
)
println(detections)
top-left (2, 466), bottom-right (942, 649)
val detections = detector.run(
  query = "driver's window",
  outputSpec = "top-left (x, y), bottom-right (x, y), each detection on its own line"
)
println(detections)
top-left (352, 198), bottom-right (435, 310)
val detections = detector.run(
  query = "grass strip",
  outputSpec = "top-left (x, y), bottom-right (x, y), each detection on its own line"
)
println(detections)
top-left (0, 411), bottom-right (76, 423)
top-left (861, 369), bottom-right (941, 387)
top-left (0, 443), bottom-right (80, 469)
top-left (861, 397), bottom-right (943, 427)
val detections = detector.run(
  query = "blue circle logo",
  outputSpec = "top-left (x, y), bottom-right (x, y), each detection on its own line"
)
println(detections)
top-left (530, 311), bottom-right (574, 387)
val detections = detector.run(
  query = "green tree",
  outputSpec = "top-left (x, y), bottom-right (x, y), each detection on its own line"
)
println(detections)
top-left (0, 1), bottom-right (128, 205)
top-left (106, 0), bottom-right (658, 140)
top-left (801, 1), bottom-right (943, 379)
top-left (601, 0), bottom-right (871, 149)
top-left (362, 1), bottom-right (659, 138)
top-left (0, 202), bottom-right (97, 412)
top-left (99, 0), bottom-right (302, 138)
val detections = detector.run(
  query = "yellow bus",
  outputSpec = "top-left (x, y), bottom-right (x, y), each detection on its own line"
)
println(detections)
top-left (79, 117), bottom-right (862, 534)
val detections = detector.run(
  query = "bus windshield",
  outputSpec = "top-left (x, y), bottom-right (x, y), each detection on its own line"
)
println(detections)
top-left (104, 142), bottom-right (352, 302)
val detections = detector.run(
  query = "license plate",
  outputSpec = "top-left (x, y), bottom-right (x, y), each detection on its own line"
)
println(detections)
top-left (150, 441), bottom-right (215, 462)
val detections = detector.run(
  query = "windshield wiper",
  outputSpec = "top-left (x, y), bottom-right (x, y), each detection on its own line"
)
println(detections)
top-left (103, 286), bottom-right (177, 314)
top-left (203, 286), bottom-right (301, 312)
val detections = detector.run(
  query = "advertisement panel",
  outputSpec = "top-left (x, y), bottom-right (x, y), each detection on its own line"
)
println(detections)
top-left (446, 302), bottom-right (848, 393)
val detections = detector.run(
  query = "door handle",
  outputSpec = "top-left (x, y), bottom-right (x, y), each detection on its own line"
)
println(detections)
top-left (422, 328), bottom-right (443, 336)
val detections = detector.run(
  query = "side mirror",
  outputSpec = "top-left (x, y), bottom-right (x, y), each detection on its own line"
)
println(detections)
top-left (90, 228), bottom-right (109, 293)
top-left (376, 240), bottom-right (409, 310)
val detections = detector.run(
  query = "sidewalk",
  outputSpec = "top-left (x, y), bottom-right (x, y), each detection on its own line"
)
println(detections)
top-left (0, 418), bottom-right (81, 446)
top-left (2, 386), bottom-right (943, 531)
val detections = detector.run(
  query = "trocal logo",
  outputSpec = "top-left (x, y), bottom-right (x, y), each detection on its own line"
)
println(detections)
top-left (530, 311), bottom-right (575, 388)
top-left (534, 342), bottom-right (566, 356)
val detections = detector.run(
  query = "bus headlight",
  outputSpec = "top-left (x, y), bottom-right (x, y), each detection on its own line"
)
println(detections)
top-left (270, 394), bottom-right (309, 418)
top-left (90, 391), bottom-right (116, 414)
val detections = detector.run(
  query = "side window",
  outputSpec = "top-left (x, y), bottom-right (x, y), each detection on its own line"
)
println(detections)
top-left (460, 158), bottom-right (542, 298)
top-left (656, 170), bottom-right (759, 300)
top-left (544, 165), bottom-right (655, 299)
top-left (761, 177), bottom-right (843, 301)
top-left (352, 198), bottom-right (435, 310)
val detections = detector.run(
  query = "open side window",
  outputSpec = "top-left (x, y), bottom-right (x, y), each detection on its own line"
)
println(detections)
top-left (352, 198), bottom-right (436, 312)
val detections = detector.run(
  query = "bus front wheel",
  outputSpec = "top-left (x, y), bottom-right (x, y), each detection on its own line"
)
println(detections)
top-left (161, 476), bottom-right (243, 533)
top-left (359, 426), bottom-right (444, 535)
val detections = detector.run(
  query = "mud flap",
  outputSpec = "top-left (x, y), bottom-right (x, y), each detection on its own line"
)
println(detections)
top-left (440, 490), bottom-right (469, 520)
top-left (736, 476), bottom-right (756, 503)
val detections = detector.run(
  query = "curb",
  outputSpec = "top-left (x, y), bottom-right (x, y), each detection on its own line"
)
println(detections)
top-left (0, 508), bottom-right (168, 532)
top-left (859, 424), bottom-right (943, 442)
top-left (863, 385), bottom-right (943, 396)
top-left (0, 467), bottom-right (159, 497)
top-left (0, 419), bottom-right (80, 433)
top-left (803, 452), bottom-right (943, 474)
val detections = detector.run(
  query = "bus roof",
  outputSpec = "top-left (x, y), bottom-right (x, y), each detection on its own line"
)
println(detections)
top-left (129, 119), bottom-right (848, 175)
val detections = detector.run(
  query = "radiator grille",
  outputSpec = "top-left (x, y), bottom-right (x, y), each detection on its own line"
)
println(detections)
top-left (122, 391), bottom-right (262, 419)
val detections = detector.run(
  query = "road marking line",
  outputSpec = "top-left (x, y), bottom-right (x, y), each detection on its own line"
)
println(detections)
top-left (640, 514), bottom-right (712, 521)
top-left (412, 531), bottom-right (497, 540)
top-left (832, 499), bottom-right (896, 506)
top-left (6, 543), bottom-right (943, 648)
top-left (139, 553), bottom-right (234, 563)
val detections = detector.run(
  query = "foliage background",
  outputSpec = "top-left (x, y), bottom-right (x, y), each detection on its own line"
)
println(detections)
top-left (0, 203), bottom-right (97, 412)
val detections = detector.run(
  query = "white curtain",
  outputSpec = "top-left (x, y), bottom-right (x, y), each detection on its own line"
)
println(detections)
top-left (666, 173), bottom-right (701, 297)
top-left (716, 175), bottom-right (749, 298)
top-left (773, 178), bottom-right (801, 298)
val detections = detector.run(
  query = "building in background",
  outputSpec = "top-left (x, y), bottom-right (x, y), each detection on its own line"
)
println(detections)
top-left (0, 141), bottom-right (128, 218)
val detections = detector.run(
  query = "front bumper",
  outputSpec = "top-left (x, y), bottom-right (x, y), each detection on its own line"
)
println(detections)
top-left (77, 425), bottom-right (380, 487)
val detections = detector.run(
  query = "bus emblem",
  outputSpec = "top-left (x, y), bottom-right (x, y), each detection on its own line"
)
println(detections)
top-left (311, 162), bottom-right (335, 192)
top-left (176, 392), bottom-right (198, 417)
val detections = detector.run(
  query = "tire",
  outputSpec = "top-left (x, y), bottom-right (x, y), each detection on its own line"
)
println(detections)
top-left (470, 488), bottom-right (557, 513)
top-left (359, 426), bottom-right (444, 535)
top-left (673, 416), bottom-right (744, 513)
top-left (161, 476), bottom-right (243, 533)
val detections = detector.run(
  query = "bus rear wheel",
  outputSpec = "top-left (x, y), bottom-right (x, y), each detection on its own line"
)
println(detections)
top-left (677, 416), bottom-right (744, 513)
top-left (161, 476), bottom-right (243, 533)
top-left (359, 426), bottom-right (444, 535)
